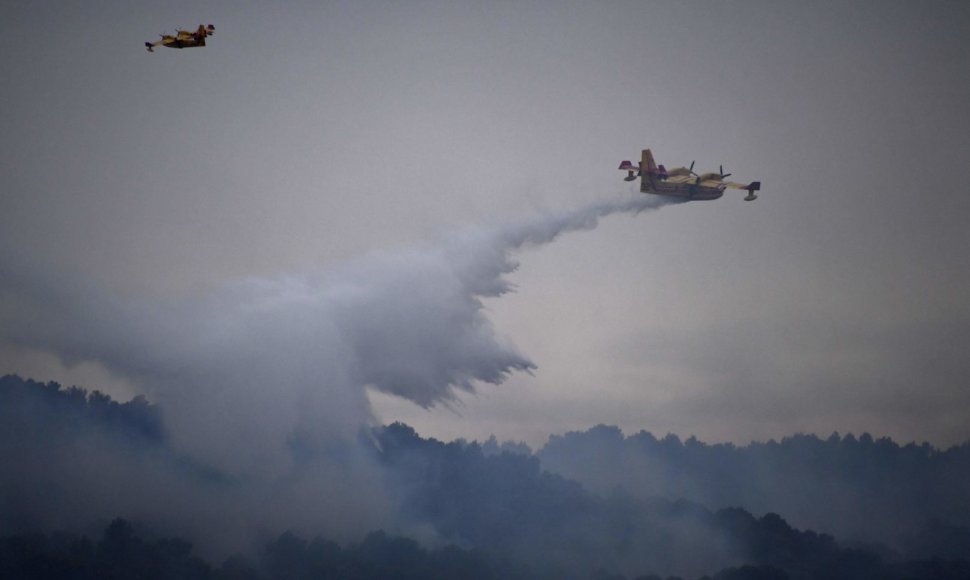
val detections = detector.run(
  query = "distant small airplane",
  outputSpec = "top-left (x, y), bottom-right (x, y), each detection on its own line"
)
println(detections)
top-left (619, 149), bottom-right (761, 201)
top-left (145, 24), bottom-right (215, 52)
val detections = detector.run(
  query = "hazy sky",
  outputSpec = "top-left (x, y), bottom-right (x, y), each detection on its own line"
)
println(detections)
top-left (2, 0), bottom-right (969, 449)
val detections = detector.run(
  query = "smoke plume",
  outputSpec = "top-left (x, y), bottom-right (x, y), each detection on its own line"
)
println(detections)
top-left (0, 192), bottom-right (677, 549)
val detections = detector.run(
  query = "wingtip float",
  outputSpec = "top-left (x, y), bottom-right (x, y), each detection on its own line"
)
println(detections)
top-left (145, 24), bottom-right (215, 52)
top-left (619, 149), bottom-right (761, 201)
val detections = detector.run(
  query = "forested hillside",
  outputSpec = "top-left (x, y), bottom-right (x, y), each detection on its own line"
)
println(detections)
top-left (3, 375), bottom-right (969, 579)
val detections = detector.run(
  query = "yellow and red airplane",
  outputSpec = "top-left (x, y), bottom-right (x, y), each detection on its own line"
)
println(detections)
top-left (619, 149), bottom-right (761, 201)
top-left (145, 24), bottom-right (215, 52)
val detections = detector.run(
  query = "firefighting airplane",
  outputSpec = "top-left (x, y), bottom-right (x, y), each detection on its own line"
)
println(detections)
top-left (145, 24), bottom-right (215, 52)
top-left (619, 149), bottom-right (761, 201)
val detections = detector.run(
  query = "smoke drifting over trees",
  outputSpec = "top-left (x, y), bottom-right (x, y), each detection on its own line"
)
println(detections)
top-left (3, 376), bottom-right (970, 579)
top-left (0, 195), bottom-right (669, 553)
top-left (0, 194), bottom-right (674, 471)
top-left (538, 424), bottom-right (970, 550)
top-left (2, 192), bottom-right (967, 577)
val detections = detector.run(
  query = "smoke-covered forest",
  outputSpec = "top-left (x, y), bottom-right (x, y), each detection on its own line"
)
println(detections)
top-left (3, 374), bottom-right (970, 579)
top-left (538, 424), bottom-right (970, 552)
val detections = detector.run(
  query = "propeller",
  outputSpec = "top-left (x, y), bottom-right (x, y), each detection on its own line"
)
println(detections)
top-left (719, 165), bottom-right (732, 179)
top-left (686, 161), bottom-right (701, 183)
top-left (687, 161), bottom-right (701, 184)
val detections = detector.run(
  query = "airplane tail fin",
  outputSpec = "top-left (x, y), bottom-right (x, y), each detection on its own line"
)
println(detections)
top-left (641, 149), bottom-right (659, 174)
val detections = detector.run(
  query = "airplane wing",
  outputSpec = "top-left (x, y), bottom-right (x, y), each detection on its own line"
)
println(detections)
top-left (666, 174), bottom-right (695, 185)
top-left (145, 36), bottom-right (176, 51)
top-left (665, 167), bottom-right (691, 176)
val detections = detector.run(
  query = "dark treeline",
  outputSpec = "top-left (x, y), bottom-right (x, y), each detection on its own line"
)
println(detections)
top-left (538, 424), bottom-right (970, 552)
top-left (3, 518), bottom-right (969, 580)
top-left (0, 518), bottom-right (526, 580)
top-left (373, 422), bottom-right (970, 579)
top-left (1, 374), bottom-right (166, 533)
top-left (0, 374), bottom-right (163, 445)
top-left (0, 375), bottom-right (223, 536)
top-left (3, 374), bottom-right (970, 578)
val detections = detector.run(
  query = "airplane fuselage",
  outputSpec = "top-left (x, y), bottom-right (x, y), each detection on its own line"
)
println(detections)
top-left (146, 25), bottom-right (213, 52)
top-left (641, 175), bottom-right (726, 201)
top-left (166, 36), bottom-right (206, 49)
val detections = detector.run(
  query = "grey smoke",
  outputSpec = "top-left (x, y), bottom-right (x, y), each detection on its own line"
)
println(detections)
top-left (0, 191), bottom-right (678, 549)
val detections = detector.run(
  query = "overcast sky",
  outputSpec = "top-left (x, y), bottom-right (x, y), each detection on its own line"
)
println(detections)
top-left (2, 0), bottom-right (969, 449)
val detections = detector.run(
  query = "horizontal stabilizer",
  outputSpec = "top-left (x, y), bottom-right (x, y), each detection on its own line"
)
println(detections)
top-left (744, 181), bottom-right (760, 201)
